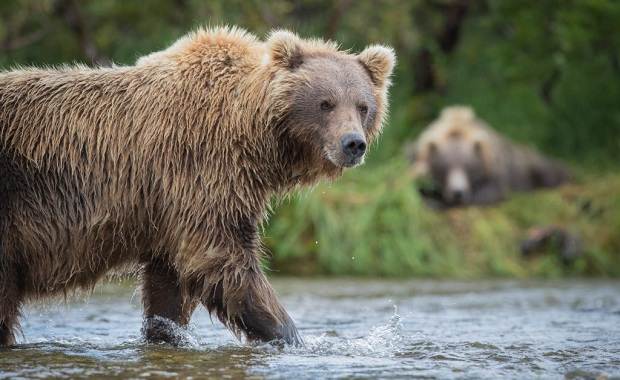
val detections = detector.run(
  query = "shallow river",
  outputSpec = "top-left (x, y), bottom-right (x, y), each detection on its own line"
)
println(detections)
top-left (1, 279), bottom-right (619, 379)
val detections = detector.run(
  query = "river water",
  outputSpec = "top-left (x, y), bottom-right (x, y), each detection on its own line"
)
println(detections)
top-left (1, 279), bottom-right (618, 379)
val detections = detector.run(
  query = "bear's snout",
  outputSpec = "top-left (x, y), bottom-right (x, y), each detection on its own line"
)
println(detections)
top-left (445, 168), bottom-right (471, 205)
top-left (341, 133), bottom-right (367, 162)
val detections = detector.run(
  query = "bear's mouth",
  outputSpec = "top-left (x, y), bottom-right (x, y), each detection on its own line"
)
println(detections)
top-left (324, 149), bottom-right (365, 169)
top-left (341, 156), bottom-right (364, 168)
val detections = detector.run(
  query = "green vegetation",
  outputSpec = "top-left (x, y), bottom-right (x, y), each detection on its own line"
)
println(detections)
top-left (267, 162), bottom-right (620, 277)
top-left (1, 1), bottom-right (619, 277)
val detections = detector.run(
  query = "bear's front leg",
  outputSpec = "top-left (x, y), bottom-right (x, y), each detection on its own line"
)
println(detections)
top-left (177, 223), bottom-right (302, 346)
top-left (210, 265), bottom-right (301, 346)
top-left (142, 257), bottom-right (198, 345)
top-left (472, 180), bottom-right (506, 205)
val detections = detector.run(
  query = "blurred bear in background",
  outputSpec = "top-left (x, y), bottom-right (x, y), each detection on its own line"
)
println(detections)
top-left (406, 106), bottom-right (570, 209)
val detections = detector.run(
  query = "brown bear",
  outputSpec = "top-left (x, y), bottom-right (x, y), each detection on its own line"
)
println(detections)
top-left (0, 27), bottom-right (395, 346)
top-left (406, 106), bottom-right (569, 208)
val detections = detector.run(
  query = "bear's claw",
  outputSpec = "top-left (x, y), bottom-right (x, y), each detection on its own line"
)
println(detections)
top-left (239, 307), bottom-right (303, 347)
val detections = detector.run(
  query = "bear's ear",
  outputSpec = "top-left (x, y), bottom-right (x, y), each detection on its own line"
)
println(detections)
top-left (358, 45), bottom-right (396, 87)
top-left (267, 30), bottom-right (304, 70)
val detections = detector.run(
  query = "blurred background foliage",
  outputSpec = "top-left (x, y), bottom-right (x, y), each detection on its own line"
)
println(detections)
top-left (1, 0), bottom-right (619, 277)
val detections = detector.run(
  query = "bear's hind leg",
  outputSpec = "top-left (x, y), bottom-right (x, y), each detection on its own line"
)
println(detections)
top-left (141, 257), bottom-right (198, 345)
top-left (0, 265), bottom-right (22, 347)
top-left (0, 307), bottom-right (19, 347)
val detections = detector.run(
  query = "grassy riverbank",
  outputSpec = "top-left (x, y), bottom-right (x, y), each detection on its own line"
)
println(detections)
top-left (266, 161), bottom-right (620, 278)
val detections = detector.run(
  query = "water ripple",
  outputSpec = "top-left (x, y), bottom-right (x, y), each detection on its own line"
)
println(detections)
top-left (1, 279), bottom-right (619, 379)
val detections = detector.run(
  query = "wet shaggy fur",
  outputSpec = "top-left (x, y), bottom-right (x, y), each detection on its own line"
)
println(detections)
top-left (407, 106), bottom-right (569, 208)
top-left (0, 27), bottom-right (395, 346)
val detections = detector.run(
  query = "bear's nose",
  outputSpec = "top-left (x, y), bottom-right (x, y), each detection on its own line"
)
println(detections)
top-left (341, 133), bottom-right (367, 159)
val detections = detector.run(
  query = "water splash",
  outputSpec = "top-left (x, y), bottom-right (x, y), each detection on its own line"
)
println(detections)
top-left (288, 305), bottom-right (405, 357)
top-left (141, 316), bottom-right (201, 348)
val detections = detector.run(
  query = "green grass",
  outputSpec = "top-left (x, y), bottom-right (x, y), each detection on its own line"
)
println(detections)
top-left (264, 159), bottom-right (620, 278)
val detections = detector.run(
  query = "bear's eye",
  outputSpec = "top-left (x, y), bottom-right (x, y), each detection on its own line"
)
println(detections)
top-left (428, 142), bottom-right (438, 156)
top-left (320, 100), bottom-right (334, 111)
top-left (358, 104), bottom-right (368, 116)
top-left (473, 141), bottom-right (483, 156)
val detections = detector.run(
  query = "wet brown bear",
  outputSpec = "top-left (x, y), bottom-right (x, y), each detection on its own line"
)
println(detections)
top-left (0, 27), bottom-right (395, 346)
top-left (407, 106), bottom-right (569, 208)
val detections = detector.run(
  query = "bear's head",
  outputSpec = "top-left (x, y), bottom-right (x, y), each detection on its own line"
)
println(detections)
top-left (410, 106), bottom-right (495, 206)
top-left (267, 31), bottom-right (395, 181)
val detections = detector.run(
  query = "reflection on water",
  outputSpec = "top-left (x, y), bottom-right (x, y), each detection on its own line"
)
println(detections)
top-left (1, 279), bottom-right (619, 379)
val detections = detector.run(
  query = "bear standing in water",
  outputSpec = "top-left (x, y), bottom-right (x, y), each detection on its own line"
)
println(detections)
top-left (407, 106), bottom-right (569, 208)
top-left (0, 27), bottom-right (395, 346)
